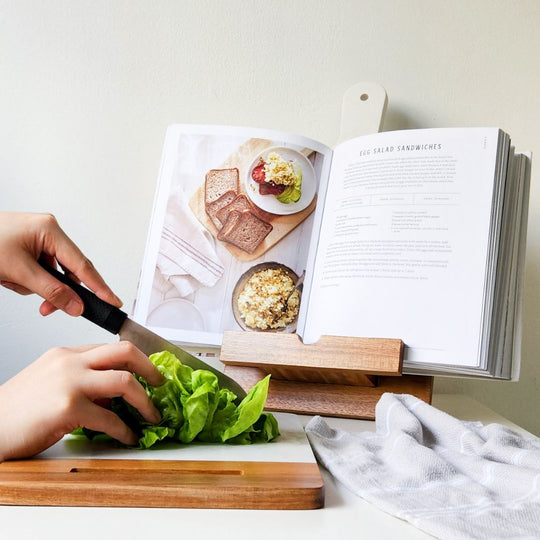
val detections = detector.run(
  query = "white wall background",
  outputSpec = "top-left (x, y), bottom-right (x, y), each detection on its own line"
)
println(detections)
top-left (1, 1), bottom-right (539, 433)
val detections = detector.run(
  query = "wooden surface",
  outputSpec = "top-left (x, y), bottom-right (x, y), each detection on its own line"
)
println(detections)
top-left (189, 138), bottom-right (317, 261)
top-left (219, 331), bottom-right (427, 419)
top-left (224, 365), bottom-right (434, 419)
top-left (0, 459), bottom-right (324, 510)
top-left (221, 331), bottom-right (403, 383)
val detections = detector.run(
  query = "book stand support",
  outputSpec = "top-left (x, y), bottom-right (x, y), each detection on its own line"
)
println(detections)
top-left (219, 83), bottom-right (433, 420)
top-left (221, 331), bottom-right (433, 419)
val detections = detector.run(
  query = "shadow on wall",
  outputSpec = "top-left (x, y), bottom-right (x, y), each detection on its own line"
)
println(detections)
top-left (381, 106), bottom-right (423, 132)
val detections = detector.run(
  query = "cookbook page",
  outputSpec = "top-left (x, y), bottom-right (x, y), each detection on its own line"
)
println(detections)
top-left (300, 127), bottom-right (501, 369)
top-left (134, 124), bottom-right (332, 347)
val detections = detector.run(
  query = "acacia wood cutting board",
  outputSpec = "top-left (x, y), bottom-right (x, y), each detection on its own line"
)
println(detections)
top-left (189, 138), bottom-right (317, 261)
top-left (0, 413), bottom-right (324, 510)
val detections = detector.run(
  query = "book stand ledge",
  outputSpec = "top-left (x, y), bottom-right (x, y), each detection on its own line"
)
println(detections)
top-left (221, 331), bottom-right (433, 420)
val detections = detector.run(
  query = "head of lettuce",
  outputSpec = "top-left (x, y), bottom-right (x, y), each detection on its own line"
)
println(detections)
top-left (77, 350), bottom-right (280, 448)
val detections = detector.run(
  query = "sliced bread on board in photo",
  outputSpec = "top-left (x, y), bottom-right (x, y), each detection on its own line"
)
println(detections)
top-left (205, 190), bottom-right (237, 230)
top-left (204, 168), bottom-right (239, 205)
top-left (218, 210), bottom-right (273, 254)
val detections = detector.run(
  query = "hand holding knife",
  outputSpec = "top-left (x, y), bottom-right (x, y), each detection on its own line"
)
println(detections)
top-left (39, 261), bottom-right (247, 402)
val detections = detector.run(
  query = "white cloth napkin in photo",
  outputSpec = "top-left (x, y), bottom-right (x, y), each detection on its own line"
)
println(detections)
top-left (305, 393), bottom-right (540, 540)
top-left (157, 189), bottom-right (224, 297)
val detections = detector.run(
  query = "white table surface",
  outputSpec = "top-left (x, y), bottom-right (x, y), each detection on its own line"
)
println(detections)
top-left (0, 393), bottom-right (532, 540)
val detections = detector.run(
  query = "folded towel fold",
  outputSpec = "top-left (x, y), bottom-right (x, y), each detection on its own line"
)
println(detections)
top-left (157, 188), bottom-right (224, 297)
top-left (305, 393), bottom-right (540, 540)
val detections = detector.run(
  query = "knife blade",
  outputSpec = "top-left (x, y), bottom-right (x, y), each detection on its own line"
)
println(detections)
top-left (118, 318), bottom-right (247, 399)
top-left (40, 262), bottom-right (247, 401)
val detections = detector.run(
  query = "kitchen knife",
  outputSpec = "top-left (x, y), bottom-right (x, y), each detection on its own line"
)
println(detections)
top-left (40, 262), bottom-right (247, 401)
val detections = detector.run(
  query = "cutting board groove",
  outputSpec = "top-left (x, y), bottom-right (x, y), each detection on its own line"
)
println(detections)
top-left (0, 459), bottom-right (324, 510)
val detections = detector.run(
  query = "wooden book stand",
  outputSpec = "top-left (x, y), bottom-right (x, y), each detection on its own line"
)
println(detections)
top-left (221, 331), bottom-right (433, 420)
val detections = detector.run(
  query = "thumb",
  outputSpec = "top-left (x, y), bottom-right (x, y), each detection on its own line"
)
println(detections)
top-left (18, 258), bottom-right (84, 317)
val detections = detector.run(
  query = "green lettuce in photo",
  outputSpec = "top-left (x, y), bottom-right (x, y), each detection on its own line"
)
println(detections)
top-left (79, 350), bottom-right (279, 448)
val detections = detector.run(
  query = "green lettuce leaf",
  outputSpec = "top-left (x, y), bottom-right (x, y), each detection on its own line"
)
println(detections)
top-left (220, 374), bottom-right (271, 441)
top-left (139, 426), bottom-right (175, 449)
top-left (77, 350), bottom-right (279, 448)
top-left (176, 369), bottom-right (220, 443)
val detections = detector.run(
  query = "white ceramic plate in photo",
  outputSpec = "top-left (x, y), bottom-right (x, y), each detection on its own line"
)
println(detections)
top-left (245, 146), bottom-right (316, 215)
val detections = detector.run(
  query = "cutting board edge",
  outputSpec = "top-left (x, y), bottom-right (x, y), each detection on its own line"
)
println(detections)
top-left (0, 459), bottom-right (325, 510)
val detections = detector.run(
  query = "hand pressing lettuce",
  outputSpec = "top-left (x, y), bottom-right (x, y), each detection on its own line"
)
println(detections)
top-left (77, 350), bottom-right (279, 448)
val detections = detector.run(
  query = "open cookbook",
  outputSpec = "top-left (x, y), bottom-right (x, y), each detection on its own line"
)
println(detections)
top-left (133, 124), bottom-right (531, 379)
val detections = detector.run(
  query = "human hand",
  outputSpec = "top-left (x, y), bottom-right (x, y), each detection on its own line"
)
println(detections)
top-left (0, 212), bottom-right (122, 316)
top-left (0, 342), bottom-right (165, 461)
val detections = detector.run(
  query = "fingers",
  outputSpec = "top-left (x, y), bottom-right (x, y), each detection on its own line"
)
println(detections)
top-left (70, 343), bottom-right (163, 444)
top-left (78, 342), bottom-right (164, 428)
top-left (36, 255), bottom-right (60, 315)
top-left (67, 344), bottom-right (103, 353)
top-left (14, 255), bottom-right (85, 316)
top-left (0, 280), bottom-right (33, 295)
top-left (78, 401), bottom-right (139, 446)
top-left (84, 368), bottom-right (161, 425)
top-left (60, 342), bottom-right (163, 380)
top-left (85, 342), bottom-right (165, 387)
top-left (40, 218), bottom-right (122, 309)
top-left (1, 212), bottom-right (122, 317)
top-left (39, 299), bottom-right (59, 316)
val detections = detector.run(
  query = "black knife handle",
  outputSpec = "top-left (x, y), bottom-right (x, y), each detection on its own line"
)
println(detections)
top-left (39, 261), bottom-right (127, 335)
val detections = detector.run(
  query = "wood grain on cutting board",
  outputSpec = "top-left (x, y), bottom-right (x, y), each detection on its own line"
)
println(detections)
top-left (0, 459), bottom-right (323, 509)
top-left (189, 138), bottom-right (317, 261)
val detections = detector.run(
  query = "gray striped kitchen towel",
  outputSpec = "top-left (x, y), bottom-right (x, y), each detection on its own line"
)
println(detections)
top-left (305, 393), bottom-right (540, 539)
top-left (157, 188), bottom-right (224, 297)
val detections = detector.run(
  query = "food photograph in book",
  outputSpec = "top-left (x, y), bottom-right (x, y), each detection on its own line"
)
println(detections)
top-left (139, 127), bottom-right (329, 346)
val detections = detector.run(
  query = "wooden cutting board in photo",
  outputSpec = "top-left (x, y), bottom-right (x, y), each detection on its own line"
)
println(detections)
top-left (189, 138), bottom-right (317, 261)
